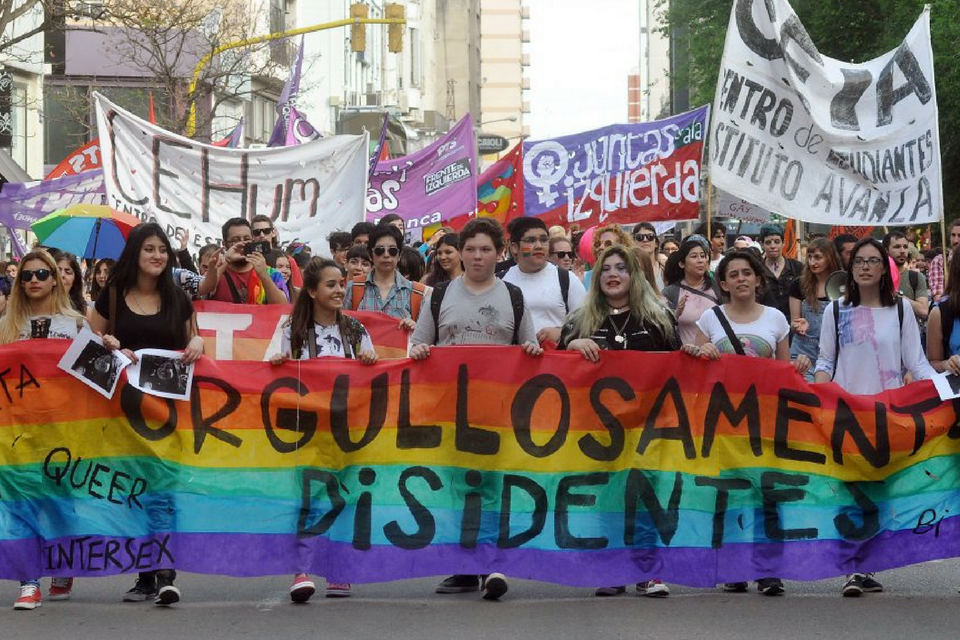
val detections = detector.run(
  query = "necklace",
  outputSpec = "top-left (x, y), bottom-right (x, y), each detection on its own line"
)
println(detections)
top-left (608, 304), bottom-right (629, 315)
top-left (610, 311), bottom-right (631, 344)
top-left (131, 291), bottom-right (154, 315)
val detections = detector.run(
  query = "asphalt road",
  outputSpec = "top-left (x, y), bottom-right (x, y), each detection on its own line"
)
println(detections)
top-left (7, 561), bottom-right (960, 640)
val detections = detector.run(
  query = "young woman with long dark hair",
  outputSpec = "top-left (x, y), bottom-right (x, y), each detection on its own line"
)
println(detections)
top-left (686, 250), bottom-right (810, 597)
top-left (271, 258), bottom-right (377, 601)
top-left (662, 237), bottom-right (722, 344)
top-left (87, 258), bottom-right (114, 303)
top-left (2, 249), bottom-right (88, 610)
top-left (422, 232), bottom-right (462, 287)
top-left (814, 237), bottom-right (934, 597)
top-left (48, 250), bottom-right (87, 316)
top-left (90, 223), bottom-right (203, 607)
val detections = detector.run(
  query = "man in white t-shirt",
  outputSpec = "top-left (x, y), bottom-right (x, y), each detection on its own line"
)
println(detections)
top-left (501, 218), bottom-right (587, 343)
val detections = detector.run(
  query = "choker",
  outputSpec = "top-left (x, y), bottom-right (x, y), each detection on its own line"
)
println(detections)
top-left (608, 305), bottom-right (629, 315)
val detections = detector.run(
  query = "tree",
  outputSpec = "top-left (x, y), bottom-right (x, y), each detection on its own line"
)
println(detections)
top-left (0, 1), bottom-right (50, 57)
top-left (658, 0), bottom-right (960, 215)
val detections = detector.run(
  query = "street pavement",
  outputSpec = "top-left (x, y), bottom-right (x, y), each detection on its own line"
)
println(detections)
top-left (7, 560), bottom-right (960, 640)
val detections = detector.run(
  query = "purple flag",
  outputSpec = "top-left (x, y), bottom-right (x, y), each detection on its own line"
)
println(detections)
top-left (368, 114), bottom-right (389, 179)
top-left (0, 170), bottom-right (106, 232)
top-left (366, 114), bottom-right (477, 242)
top-left (268, 37), bottom-right (320, 147)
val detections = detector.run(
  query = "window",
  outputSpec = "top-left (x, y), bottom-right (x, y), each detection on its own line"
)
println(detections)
top-left (43, 85), bottom-right (88, 167)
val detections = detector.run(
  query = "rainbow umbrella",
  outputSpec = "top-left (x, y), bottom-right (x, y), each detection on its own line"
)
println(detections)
top-left (31, 204), bottom-right (141, 259)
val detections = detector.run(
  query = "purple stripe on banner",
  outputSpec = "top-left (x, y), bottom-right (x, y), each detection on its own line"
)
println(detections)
top-left (5, 518), bottom-right (960, 586)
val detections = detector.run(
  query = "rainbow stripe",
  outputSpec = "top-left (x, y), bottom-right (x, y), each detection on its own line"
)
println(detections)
top-left (2, 342), bottom-right (959, 586)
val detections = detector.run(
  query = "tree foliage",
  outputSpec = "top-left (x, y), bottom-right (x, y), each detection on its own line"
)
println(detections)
top-left (658, 0), bottom-right (960, 215)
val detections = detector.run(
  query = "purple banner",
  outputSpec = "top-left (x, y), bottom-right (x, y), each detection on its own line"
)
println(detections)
top-left (522, 106), bottom-right (709, 228)
top-left (366, 115), bottom-right (477, 242)
top-left (0, 169), bottom-right (106, 231)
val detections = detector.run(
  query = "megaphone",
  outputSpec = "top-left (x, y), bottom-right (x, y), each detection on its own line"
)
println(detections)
top-left (826, 270), bottom-right (848, 301)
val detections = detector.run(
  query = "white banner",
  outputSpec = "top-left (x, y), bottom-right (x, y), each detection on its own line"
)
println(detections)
top-left (709, 1), bottom-right (940, 227)
top-left (95, 93), bottom-right (368, 252)
top-left (713, 190), bottom-right (774, 224)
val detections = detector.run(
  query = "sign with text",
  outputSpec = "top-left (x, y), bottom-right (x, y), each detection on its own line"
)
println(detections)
top-left (94, 93), bottom-right (368, 253)
top-left (366, 114), bottom-right (477, 243)
top-left (3, 342), bottom-right (960, 586)
top-left (710, 0), bottom-right (940, 226)
top-left (0, 169), bottom-right (106, 232)
top-left (522, 106), bottom-right (709, 227)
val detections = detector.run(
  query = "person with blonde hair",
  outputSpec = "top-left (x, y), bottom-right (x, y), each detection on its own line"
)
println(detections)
top-left (548, 224), bottom-right (567, 239)
top-left (559, 245), bottom-right (677, 598)
top-left (2, 249), bottom-right (89, 610)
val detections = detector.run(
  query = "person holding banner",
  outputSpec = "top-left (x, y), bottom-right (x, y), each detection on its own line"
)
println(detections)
top-left (662, 237), bottom-right (722, 345)
top-left (200, 218), bottom-right (289, 305)
top-left (270, 257), bottom-right (378, 602)
top-left (91, 223), bottom-right (204, 607)
top-left (410, 217), bottom-right (541, 602)
top-left (813, 237), bottom-right (935, 597)
top-left (345, 225), bottom-right (426, 330)
top-left (1, 249), bottom-right (89, 610)
top-left (686, 249), bottom-right (810, 596)
top-left (788, 238), bottom-right (842, 382)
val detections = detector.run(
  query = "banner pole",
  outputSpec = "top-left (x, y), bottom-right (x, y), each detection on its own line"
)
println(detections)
top-left (941, 212), bottom-right (948, 290)
top-left (706, 174), bottom-right (712, 242)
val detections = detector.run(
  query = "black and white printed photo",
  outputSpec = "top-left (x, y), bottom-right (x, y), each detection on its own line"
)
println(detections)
top-left (138, 354), bottom-right (190, 397)
top-left (70, 341), bottom-right (122, 394)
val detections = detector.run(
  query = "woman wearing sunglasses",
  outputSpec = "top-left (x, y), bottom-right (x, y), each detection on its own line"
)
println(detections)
top-left (633, 222), bottom-right (664, 291)
top-left (1, 249), bottom-right (89, 611)
top-left (344, 225), bottom-right (427, 331)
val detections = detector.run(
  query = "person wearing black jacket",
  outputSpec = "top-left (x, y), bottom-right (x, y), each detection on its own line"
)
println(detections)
top-left (758, 223), bottom-right (802, 322)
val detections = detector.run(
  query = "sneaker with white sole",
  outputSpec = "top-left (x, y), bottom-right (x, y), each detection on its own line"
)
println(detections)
top-left (482, 573), bottom-right (508, 601)
top-left (290, 574), bottom-right (315, 603)
top-left (155, 570), bottom-right (180, 606)
top-left (636, 579), bottom-right (670, 597)
top-left (123, 577), bottom-right (157, 602)
top-left (861, 573), bottom-right (883, 593)
top-left (48, 577), bottom-right (74, 601)
top-left (325, 582), bottom-right (352, 598)
top-left (842, 573), bottom-right (865, 597)
top-left (13, 583), bottom-right (41, 610)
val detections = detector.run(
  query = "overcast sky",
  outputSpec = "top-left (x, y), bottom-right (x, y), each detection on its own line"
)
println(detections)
top-left (523, 0), bottom-right (640, 139)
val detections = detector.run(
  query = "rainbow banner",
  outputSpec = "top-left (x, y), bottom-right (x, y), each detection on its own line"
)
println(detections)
top-left (3, 342), bottom-right (960, 587)
top-left (195, 302), bottom-right (409, 360)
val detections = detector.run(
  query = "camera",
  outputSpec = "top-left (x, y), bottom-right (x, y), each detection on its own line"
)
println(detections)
top-left (243, 240), bottom-right (272, 255)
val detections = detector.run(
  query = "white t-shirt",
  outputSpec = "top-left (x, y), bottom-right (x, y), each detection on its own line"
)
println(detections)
top-left (814, 300), bottom-right (936, 394)
top-left (16, 314), bottom-right (88, 341)
top-left (502, 262), bottom-right (587, 332)
top-left (696, 305), bottom-right (789, 359)
top-left (281, 321), bottom-right (374, 360)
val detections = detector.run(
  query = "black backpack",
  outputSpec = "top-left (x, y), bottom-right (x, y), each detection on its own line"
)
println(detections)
top-left (430, 280), bottom-right (526, 345)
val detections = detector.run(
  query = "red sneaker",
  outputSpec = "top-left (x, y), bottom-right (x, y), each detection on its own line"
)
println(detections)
top-left (325, 582), bottom-right (352, 598)
top-left (48, 577), bottom-right (74, 601)
top-left (14, 584), bottom-right (41, 610)
top-left (290, 574), bottom-right (316, 603)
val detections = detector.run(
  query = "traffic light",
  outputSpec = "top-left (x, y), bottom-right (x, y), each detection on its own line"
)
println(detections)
top-left (386, 3), bottom-right (404, 53)
top-left (350, 3), bottom-right (368, 53)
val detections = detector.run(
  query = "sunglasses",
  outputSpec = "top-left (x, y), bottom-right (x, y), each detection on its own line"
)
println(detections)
top-left (252, 228), bottom-right (273, 237)
top-left (551, 251), bottom-right (575, 259)
top-left (634, 233), bottom-right (656, 242)
top-left (373, 246), bottom-right (400, 257)
top-left (21, 269), bottom-right (52, 282)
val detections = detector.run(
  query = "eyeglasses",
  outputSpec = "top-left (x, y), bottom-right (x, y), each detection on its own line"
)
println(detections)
top-left (634, 233), bottom-right (656, 242)
top-left (551, 251), bottom-right (575, 259)
top-left (373, 246), bottom-right (400, 257)
top-left (21, 269), bottom-right (52, 282)
top-left (252, 227), bottom-right (273, 237)
top-left (852, 257), bottom-right (884, 268)
top-left (519, 235), bottom-right (549, 245)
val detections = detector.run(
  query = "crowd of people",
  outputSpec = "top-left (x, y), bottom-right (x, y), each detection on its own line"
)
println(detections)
top-left (4, 212), bottom-right (955, 610)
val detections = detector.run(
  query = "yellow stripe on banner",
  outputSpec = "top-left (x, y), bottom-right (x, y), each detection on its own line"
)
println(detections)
top-left (8, 420), bottom-right (960, 482)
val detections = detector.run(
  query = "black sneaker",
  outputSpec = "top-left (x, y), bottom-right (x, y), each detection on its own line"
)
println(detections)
top-left (122, 578), bottom-right (157, 602)
top-left (722, 582), bottom-right (748, 593)
top-left (842, 574), bottom-right (865, 597)
top-left (435, 574), bottom-right (480, 594)
top-left (155, 570), bottom-right (180, 607)
top-left (757, 578), bottom-right (784, 596)
top-left (481, 573), bottom-right (508, 601)
top-left (861, 573), bottom-right (883, 593)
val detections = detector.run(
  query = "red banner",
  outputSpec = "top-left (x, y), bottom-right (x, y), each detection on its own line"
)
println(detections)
top-left (46, 139), bottom-right (102, 179)
top-left (195, 301), bottom-right (409, 360)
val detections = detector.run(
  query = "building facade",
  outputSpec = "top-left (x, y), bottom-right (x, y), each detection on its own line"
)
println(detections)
top-left (478, 0), bottom-right (529, 149)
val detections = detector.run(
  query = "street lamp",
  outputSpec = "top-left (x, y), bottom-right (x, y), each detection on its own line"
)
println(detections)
top-left (478, 116), bottom-right (518, 126)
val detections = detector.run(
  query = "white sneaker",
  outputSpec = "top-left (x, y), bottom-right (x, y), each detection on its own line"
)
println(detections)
top-left (636, 579), bottom-right (670, 597)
